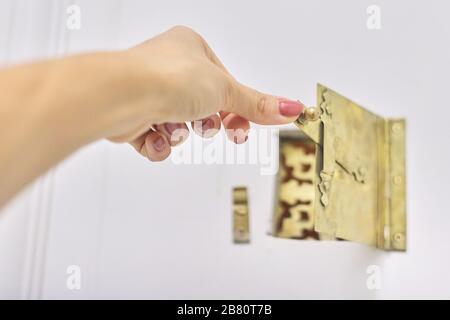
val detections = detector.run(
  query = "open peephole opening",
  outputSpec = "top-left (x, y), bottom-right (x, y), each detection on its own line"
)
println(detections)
top-left (272, 130), bottom-right (337, 241)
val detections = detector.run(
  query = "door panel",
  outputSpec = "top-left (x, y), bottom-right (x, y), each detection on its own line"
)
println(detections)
top-left (2, 0), bottom-right (450, 299)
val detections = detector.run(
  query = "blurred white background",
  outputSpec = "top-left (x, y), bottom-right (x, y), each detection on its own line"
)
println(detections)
top-left (0, 0), bottom-right (449, 299)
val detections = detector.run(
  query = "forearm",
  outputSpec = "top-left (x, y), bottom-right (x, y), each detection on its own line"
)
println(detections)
top-left (0, 51), bottom-right (158, 207)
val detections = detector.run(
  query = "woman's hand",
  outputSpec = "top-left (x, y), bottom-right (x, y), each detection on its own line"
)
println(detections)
top-left (0, 26), bottom-right (304, 207)
top-left (105, 26), bottom-right (304, 161)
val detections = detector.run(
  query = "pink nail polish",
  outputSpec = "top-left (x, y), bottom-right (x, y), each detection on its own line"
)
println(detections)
top-left (164, 123), bottom-right (180, 134)
top-left (153, 137), bottom-right (166, 152)
top-left (278, 99), bottom-right (304, 117)
top-left (202, 118), bottom-right (214, 131)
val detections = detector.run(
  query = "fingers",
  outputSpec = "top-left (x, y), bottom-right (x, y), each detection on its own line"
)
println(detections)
top-left (129, 130), bottom-right (171, 162)
top-left (223, 78), bottom-right (304, 125)
top-left (191, 113), bottom-right (250, 144)
top-left (130, 116), bottom-right (222, 162)
top-left (144, 131), bottom-right (171, 161)
top-left (220, 112), bottom-right (249, 144)
top-left (139, 122), bottom-right (189, 162)
top-left (155, 122), bottom-right (189, 146)
top-left (129, 112), bottom-right (250, 162)
top-left (191, 114), bottom-right (221, 138)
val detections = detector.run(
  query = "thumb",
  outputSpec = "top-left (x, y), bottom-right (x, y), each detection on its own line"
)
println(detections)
top-left (224, 81), bottom-right (304, 125)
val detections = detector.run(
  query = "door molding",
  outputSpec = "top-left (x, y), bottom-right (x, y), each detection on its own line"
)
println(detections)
top-left (19, 0), bottom-right (73, 299)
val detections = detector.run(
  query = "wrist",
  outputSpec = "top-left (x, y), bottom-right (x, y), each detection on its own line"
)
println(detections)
top-left (41, 51), bottom-right (167, 145)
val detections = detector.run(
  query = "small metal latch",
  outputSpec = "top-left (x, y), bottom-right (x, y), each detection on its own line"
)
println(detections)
top-left (272, 84), bottom-right (407, 251)
top-left (233, 187), bottom-right (250, 244)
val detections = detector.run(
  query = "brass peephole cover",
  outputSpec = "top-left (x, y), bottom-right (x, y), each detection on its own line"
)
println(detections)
top-left (273, 84), bottom-right (406, 251)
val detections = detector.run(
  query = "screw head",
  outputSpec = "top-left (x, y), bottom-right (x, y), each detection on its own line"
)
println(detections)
top-left (393, 233), bottom-right (405, 244)
top-left (393, 175), bottom-right (403, 185)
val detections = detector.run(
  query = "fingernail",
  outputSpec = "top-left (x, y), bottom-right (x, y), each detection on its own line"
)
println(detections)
top-left (164, 123), bottom-right (180, 134)
top-left (202, 118), bottom-right (214, 132)
top-left (278, 99), bottom-right (304, 117)
top-left (153, 136), bottom-right (166, 152)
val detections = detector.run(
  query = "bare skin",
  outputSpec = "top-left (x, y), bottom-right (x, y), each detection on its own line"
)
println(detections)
top-left (0, 26), bottom-right (304, 208)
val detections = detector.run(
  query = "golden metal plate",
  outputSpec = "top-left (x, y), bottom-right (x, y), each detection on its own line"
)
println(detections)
top-left (273, 84), bottom-right (406, 251)
top-left (233, 187), bottom-right (250, 244)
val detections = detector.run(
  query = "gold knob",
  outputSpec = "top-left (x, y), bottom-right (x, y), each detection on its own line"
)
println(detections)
top-left (304, 106), bottom-right (321, 121)
top-left (297, 106), bottom-right (321, 125)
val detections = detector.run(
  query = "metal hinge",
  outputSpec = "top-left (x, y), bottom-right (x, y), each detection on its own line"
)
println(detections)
top-left (233, 187), bottom-right (250, 244)
top-left (272, 84), bottom-right (407, 251)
